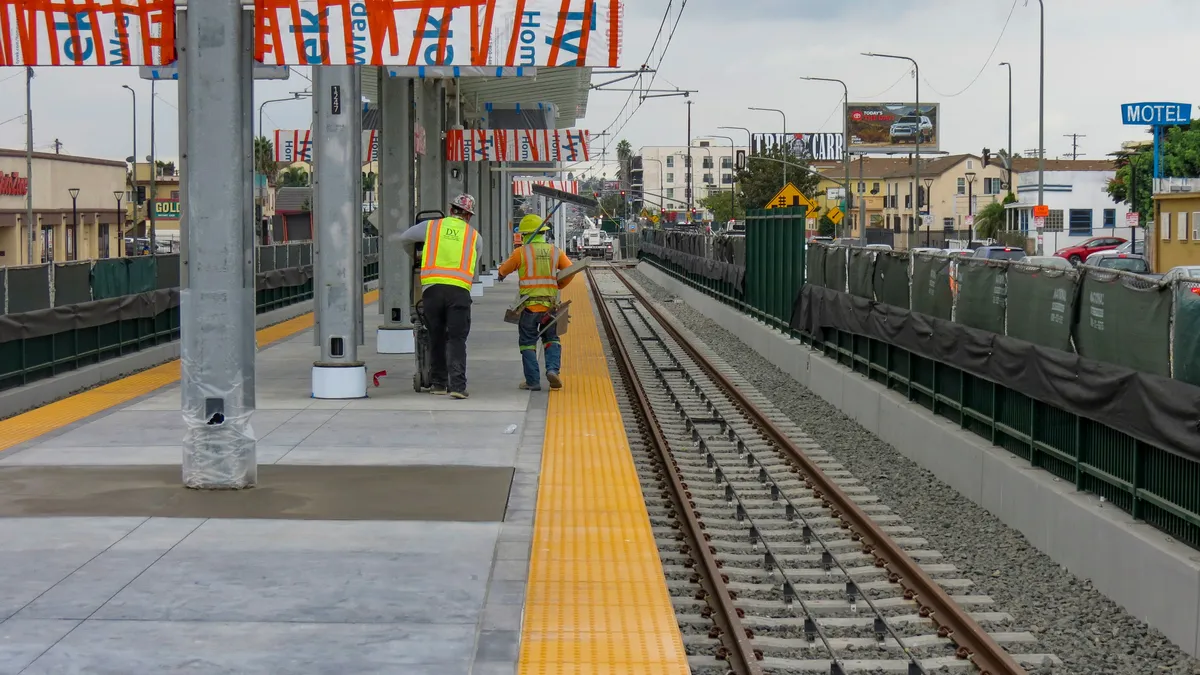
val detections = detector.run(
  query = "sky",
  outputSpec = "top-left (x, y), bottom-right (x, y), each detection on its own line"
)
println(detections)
top-left (1, 0), bottom-right (1198, 172)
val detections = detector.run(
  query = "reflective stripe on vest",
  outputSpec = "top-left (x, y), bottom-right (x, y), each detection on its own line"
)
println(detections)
top-left (517, 243), bottom-right (559, 303)
top-left (421, 218), bottom-right (479, 290)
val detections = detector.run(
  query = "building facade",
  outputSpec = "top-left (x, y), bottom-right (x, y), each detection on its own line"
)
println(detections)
top-left (1005, 161), bottom-right (1130, 255)
top-left (637, 143), bottom-right (744, 219)
top-left (1152, 178), bottom-right (1200, 273)
top-left (0, 150), bottom-right (126, 266)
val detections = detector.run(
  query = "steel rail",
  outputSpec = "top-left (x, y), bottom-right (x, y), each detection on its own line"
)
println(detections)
top-left (609, 268), bottom-right (1028, 675)
top-left (586, 269), bottom-right (763, 675)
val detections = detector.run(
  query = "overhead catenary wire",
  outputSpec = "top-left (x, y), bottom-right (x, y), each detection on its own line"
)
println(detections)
top-left (816, 68), bottom-right (914, 132)
top-left (922, 0), bottom-right (1019, 98)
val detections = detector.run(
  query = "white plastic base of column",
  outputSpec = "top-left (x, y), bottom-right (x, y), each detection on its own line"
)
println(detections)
top-left (470, 282), bottom-right (484, 297)
top-left (377, 327), bottom-right (415, 354)
top-left (311, 365), bottom-right (368, 399)
top-left (481, 275), bottom-right (495, 288)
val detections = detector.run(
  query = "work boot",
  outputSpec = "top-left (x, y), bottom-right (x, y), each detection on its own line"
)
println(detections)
top-left (519, 382), bottom-right (542, 391)
top-left (546, 371), bottom-right (563, 390)
top-left (430, 385), bottom-right (448, 395)
top-left (450, 391), bottom-right (470, 400)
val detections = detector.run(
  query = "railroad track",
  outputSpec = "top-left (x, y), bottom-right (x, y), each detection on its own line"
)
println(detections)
top-left (588, 266), bottom-right (1061, 675)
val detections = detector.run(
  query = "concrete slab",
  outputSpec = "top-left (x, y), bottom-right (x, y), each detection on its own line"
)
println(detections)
top-left (0, 465), bottom-right (514, 521)
top-left (0, 283), bottom-right (548, 674)
top-left (19, 620), bottom-right (476, 674)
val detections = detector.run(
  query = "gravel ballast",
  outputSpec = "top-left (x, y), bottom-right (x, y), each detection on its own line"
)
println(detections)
top-left (625, 268), bottom-right (1200, 675)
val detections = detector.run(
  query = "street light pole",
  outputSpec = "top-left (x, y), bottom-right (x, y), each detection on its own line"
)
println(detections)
top-left (257, 93), bottom-right (307, 239)
top-left (121, 84), bottom-right (136, 240)
top-left (707, 135), bottom-right (737, 226)
top-left (863, 53), bottom-right (921, 237)
top-left (68, 188), bottom-right (79, 262)
top-left (642, 157), bottom-right (664, 212)
top-left (1037, 0), bottom-right (1045, 211)
top-left (800, 77), bottom-right (851, 238)
top-left (965, 172), bottom-right (977, 241)
top-left (998, 62), bottom-right (1013, 194)
top-left (113, 190), bottom-right (123, 258)
top-left (748, 107), bottom-right (788, 188)
top-left (149, 79), bottom-right (157, 255)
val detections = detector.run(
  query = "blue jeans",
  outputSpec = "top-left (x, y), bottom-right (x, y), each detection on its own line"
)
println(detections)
top-left (518, 309), bottom-right (561, 387)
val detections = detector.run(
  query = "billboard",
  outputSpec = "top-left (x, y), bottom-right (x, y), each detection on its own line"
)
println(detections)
top-left (846, 103), bottom-right (940, 153)
top-left (752, 132), bottom-right (844, 162)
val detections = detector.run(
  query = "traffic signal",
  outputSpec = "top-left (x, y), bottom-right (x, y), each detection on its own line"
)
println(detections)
top-left (982, 148), bottom-right (991, 168)
top-left (620, 190), bottom-right (626, 198)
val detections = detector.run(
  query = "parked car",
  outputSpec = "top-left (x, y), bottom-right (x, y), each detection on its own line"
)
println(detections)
top-left (909, 247), bottom-right (943, 255)
top-left (1084, 250), bottom-right (1152, 274)
top-left (972, 245), bottom-right (1027, 261)
top-left (943, 248), bottom-right (973, 257)
top-left (889, 115), bottom-right (933, 144)
top-left (1053, 236), bottom-right (1126, 264)
top-left (1114, 239), bottom-right (1144, 255)
top-left (1017, 255), bottom-right (1073, 270)
top-left (864, 244), bottom-right (892, 251)
top-left (1163, 265), bottom-right (1200, 281)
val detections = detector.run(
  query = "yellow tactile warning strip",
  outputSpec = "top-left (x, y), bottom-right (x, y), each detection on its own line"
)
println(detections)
top-left (0, 289), bottom-right (380, 455)
top-left (518, 281), bottom-right (689, 675)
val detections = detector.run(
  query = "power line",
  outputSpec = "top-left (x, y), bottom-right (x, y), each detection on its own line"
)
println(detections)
top-left (922, 0), bottom-right (1019, 98)
top-left (816, 69), bottom-right (917, 132)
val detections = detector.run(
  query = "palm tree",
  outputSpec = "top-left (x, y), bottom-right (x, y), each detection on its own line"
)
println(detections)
top-left (278, 166), bottom-right (309, 187)
top-left (616, 139), bottom-right (632, 191)
top-left (254, 136), bottom-right (277, 181)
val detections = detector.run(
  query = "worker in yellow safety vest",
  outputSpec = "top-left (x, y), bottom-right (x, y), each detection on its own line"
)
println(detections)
top-left (399, 193), bottom-right (482, 399)
top-left (497, 214), bottom-right (577, 391)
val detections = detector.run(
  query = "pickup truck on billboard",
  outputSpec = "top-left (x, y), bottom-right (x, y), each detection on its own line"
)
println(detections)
top-left (847, 103), bottom-right (940, 152)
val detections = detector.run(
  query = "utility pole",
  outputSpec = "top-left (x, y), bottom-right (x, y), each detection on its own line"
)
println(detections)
top-left (686, 100), bottom-right (693, 221)
top-left (25, 67), bottom-right (34, 265)
top-left (149, 79), bottom-right (157, 255)
top-left (1064, 133), bottom-right (1086, 160)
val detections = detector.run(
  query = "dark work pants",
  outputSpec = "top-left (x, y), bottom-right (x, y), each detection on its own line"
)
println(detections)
top-left (422, 284), bottom-right (473, 393)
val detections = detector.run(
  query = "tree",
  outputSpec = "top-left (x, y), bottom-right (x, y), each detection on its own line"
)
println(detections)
top-left (698, 190), bottom-right (744, 224)
top-left (973, 201), bottom-right (1007, 240)
top-left (154, 160), bottom-right (176, 177)
top-left (1108, 120), bottom-right (1200, 220)
top-left (735, 145), bottom-right (819, 210)
top-left (278, 166), bottom-right (309, 187)
top-left (254, 136), bottom-right (277, 180)
top-left (817, 212), bottom-right (837, 236)
top-left (616, 139), bottom-right (633, 191)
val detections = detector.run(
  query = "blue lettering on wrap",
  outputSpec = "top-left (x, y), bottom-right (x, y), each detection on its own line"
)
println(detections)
top-left (55, 11), bottom-right (94, 62)
top-left (545, 3), bottom-right (596, 66)
top-left (288, 9), bottom-right (329, 65)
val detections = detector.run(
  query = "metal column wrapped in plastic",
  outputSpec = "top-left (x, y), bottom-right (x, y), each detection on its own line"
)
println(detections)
top-left (181, 289), bottom-right (257, 488)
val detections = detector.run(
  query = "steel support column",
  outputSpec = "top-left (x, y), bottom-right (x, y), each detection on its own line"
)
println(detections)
top-left (178, 0), bottom-right (257, 489)
top-left (377, 73), bottom-right (416, 354)
top-left (311, 65), bottom-right (367, 399)
top-left (417, 80), bottom-right (446, 212)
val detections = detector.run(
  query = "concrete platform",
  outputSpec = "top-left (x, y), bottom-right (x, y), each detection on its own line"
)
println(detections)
top-left (0, 280), bottom-right (542, 675)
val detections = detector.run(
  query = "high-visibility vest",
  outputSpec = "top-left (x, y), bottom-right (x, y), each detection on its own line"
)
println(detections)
top-left (517, 242), bottom-right (560, 307)
top-left (420, 218), bottom-right (479, 290)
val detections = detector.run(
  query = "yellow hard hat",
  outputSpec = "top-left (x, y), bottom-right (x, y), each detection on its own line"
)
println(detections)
top-left (519, 214), bottom-right (545, 234)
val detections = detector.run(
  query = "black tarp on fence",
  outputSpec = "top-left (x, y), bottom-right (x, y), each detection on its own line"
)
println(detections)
top-left (8, 266), bottom-right (50, 313)
top-left (53, 262), bottom-right (93, 307)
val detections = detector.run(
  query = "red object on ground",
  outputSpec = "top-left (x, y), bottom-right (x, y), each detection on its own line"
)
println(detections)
top-left (373, 370), bottom-right (387, 387)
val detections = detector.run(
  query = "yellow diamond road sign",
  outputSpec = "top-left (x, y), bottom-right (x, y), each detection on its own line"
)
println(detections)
top-left (765, 182), bottom-right (818, 216)
top-left (827, 206), bottom-right (844, 225)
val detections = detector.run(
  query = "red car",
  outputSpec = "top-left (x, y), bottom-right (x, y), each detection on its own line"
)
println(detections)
top-left (1053, 236), bottom-right (1127, 264)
